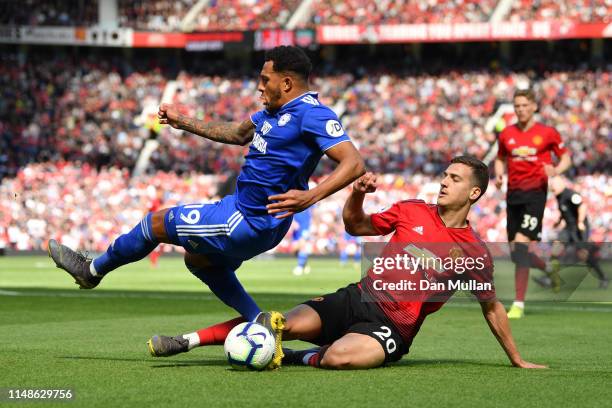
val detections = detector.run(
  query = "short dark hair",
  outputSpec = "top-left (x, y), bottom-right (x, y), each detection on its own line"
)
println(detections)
top-left (450, 156), bottom-right (489, 202)
top-left (264, 46), bottom-right (312, 82)
top-left (513, 88), bottom-right (536, 102)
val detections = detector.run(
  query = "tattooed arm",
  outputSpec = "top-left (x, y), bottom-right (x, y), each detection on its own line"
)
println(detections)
top-left (158, 103), bottom-right (255, 146)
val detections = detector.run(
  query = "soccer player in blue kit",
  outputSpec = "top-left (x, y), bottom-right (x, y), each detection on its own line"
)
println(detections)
top-left (48, 46), bottom-right (365, 367)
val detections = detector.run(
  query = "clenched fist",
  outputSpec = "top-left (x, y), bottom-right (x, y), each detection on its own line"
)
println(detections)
top-left (158, 103), bottom-right (182, 129)
top-left (353, 172), bottom-right (378, 194)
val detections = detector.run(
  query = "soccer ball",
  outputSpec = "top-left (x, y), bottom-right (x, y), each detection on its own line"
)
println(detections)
top-left (224, 322), bottom-right (275, 371)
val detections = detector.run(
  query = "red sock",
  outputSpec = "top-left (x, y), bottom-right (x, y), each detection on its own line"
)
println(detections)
top-left (196, 317), bottom-right (246, 346)
top-left (307, 345), bottom-right (329, 367)
top-left (529, 253), bottom-right (546, 271)
top-left (515, 266), bottom-right (529, 302)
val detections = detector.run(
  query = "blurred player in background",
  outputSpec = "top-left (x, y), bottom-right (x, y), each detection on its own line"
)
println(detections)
top-left (533, 176), bottom-right (608, 290)
top-left (495, 88), bottom-right (572, 319)
top-left (339, 231), bottom-right (361, 269)
top-left (148, 156), bottom-right (546, 370)
top-left (48, 46), bottom-right (365, 368)
top-left (292, 206), bottom-right (313, 276)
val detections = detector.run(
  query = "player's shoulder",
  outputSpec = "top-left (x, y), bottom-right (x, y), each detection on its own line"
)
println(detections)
top-left (566, 189), bottom-right (583, 205)
top-left (396, 199), bottom-right (427, 207)
top-left (300, 101), bottom-right (338, 120)
top-left (395, 199), bottom-right (432, 212)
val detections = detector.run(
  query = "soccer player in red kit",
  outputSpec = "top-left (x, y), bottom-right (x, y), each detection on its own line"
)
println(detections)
top-left (494, 89), bottom-right (571, 319)
top-left (148, 156), bottom-right (545, 370)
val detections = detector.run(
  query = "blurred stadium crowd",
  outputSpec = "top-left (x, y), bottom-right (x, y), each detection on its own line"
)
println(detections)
top-left (1, 162), bottom-right (610, 253)
top-left (1, 54), bottom-right (610, 180)
top-left (1, 0), bottom-right (610, 30)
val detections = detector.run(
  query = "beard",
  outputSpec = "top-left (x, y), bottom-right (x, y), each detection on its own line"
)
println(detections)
top-left (266, 87), bottom-right (283, 111)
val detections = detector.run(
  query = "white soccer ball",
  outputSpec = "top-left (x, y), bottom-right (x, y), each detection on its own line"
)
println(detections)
top-left (224, 322), bottom-right (275, 371)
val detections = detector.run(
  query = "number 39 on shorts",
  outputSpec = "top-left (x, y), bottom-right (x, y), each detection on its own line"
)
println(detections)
top-left (521, 214), bottom-right (538, 231)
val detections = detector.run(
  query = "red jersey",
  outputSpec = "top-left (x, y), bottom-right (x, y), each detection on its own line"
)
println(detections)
top-left (497, 122), bottom-right (567, 192)
top-left (362, 200), bottom-right (495, 347)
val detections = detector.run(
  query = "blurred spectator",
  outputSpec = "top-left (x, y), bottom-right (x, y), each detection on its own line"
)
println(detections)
top-left (194, 0), bottom-right (300, 31)
top-left (310, 0), bottom-right (496, 26)
top-left (0, 0), bottom-right (98, 26)
top-left (508, 0), bottom-right (612, 23)
top-left (118, 0), bottom-right (196, 32)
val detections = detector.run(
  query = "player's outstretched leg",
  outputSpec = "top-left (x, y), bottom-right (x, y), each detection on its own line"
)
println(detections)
top-left (148, 317), bottom-right (245, 357)
top-left (49, 211), bottom-right (165, 288)
top-left (48, 239), bottom-right (100, 289)
top-left (91, 212), bottom-right (161, 277)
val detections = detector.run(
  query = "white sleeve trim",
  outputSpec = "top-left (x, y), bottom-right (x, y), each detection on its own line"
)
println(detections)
top-left (249, 114), bottom-right (257, 126)
top-left (322, 138), bottom-right (352, 152)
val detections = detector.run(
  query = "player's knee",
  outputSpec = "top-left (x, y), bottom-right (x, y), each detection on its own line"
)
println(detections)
top-left (319, 347), bottom-right (353, 369)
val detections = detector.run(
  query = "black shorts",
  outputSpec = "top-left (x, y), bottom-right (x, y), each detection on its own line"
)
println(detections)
top-left (303, 283), bottom-right (407, 363)
top-left (506, 190), bottom-right (547, 241)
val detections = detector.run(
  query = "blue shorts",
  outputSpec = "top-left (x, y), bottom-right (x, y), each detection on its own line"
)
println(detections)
top-left (164, 195), bottom-right (291, 269)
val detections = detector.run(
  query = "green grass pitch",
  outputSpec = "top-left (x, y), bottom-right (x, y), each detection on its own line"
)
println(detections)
top-left (1, 256), bottom-right (611, 407)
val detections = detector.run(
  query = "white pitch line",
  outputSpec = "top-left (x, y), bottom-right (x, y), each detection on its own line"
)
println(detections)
top-left (0, 289), bottom-right (21, 296)
top-left (0, 289), bottom-right (305, 303)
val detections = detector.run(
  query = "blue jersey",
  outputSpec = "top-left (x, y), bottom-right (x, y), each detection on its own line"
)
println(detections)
top-left (235, 92), bottom-right (351, 230)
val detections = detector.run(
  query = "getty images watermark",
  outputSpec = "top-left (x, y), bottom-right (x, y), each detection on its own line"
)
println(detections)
top-left (360, 242), bottom-right (611, 302)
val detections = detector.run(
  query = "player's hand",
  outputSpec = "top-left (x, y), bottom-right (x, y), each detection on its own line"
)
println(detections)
top-left (544, 164), bottom-right (557, 177)
top-left (267, 190), bottom-right (315, 219)
top-left (577, 221), bottom-right (586, 231)
top-left (513, 360), bottom-right (548, 369)
top-left (353, 172), bottom-right (377, 194)
top-left (494, 173), bottom-right (504, 189)
top-left (158, 103), bottom-right (181, 129)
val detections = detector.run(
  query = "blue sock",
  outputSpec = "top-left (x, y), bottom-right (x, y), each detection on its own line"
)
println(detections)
top-left (297, 251), bottom-right (308, 268)
top-left (93, 213), bottom-right (158, 275)
top-left (189, 265), bottom-right (261, 321)
top-left (340, 250), bottom-right (348, 264)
